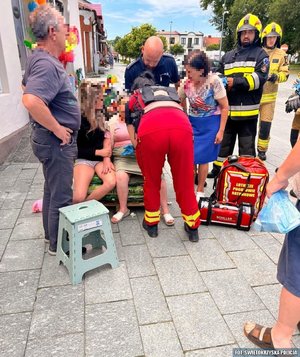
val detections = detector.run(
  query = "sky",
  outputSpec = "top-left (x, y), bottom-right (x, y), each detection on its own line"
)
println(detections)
top-left (90, 0), bottom-right (219, 40)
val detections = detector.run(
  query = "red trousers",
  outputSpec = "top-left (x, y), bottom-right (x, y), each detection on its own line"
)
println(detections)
top-left (136, 107), bottom-right (200, 228)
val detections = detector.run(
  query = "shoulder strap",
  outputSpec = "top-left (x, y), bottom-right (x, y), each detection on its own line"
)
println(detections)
top-left (141, 86), bottom-right (180, 104)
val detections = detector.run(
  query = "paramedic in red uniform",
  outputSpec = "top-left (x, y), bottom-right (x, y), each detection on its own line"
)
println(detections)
top-left (126, 72), bottom-right (200, 242)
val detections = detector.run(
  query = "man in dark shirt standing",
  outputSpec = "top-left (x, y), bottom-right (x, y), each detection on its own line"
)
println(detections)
top-left (125, 36), bottom-right (180, 91)
top-left (22, 5), bottom-right (81, 255)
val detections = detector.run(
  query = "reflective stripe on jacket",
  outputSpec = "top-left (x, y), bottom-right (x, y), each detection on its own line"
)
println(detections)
top-left (261, 47), bottom-right (289, 104)
top-left (222, 44), bottom-right (269, 120)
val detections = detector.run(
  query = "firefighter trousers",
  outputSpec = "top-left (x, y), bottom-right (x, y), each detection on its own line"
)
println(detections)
top-left (257, 101), bottom-right (276, 153)
top-left (136, 126), bottom-right (200, 229)
top-left (212, 117), bottom-right (258, 170)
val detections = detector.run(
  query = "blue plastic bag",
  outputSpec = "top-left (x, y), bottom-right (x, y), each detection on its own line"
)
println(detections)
top-left (254, 190), bottom-right (300, 234)
top-left (121, 144), bottom-right (134, 156)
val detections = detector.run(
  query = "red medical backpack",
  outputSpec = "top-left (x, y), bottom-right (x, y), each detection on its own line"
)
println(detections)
top-left (199, 155), bottom-right (269, 230)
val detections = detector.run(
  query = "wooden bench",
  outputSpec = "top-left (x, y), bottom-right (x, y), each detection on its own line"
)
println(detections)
top-left (88, 175), bottom-right (144, 209)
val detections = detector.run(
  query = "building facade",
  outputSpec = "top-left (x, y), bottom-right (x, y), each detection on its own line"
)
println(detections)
top-left (0, 0), bottom-right (106, 163)
top-left (157, 30), bottom-right (204, 54)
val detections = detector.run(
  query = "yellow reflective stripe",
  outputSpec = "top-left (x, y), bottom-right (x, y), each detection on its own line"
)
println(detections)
top-left (257, 141), bottom-right (269, 151)
top-left (261, 92), bottom-right (277, 103)
top-left (230, 109), bottom-right (259, 117)
top-left (214, 160), bottom-right (223, 167)
top-left (182, 210), bottom-right (200, 227)
top-left (262, 92), bottom-right (277, 100)
top-left (145, 210), bottom-right (160, 223)
top-left (258, 138), bottom-right (269, 146)
top-left (224, 67), bottom-right (254, 75)
top-left (244, 74), bottom-right (255, 90)
top-left (145, 216), bottom-right (159, 223)
top-left (145, 210), bottom-right (160, 218)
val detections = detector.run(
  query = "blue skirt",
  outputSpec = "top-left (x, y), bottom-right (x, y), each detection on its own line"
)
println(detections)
top-left (189, 114), bottom-right (221, 164)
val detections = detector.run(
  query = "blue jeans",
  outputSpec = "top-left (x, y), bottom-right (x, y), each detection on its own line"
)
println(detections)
top-left (277, 200), bottom-right (300, 298)
top-left (30, 123), bottom-right (78, 250)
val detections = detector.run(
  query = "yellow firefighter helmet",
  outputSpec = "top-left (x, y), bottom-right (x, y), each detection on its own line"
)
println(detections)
top-left (262, 22), bottom-right (282, 40)
top-left (236, 13), bottom-right (262, 37)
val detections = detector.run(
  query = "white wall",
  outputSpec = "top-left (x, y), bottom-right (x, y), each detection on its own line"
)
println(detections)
top-left (0, 1), bottom-right (28, 141)
top-left (0, 0), bottom-right (85, 142)
top-left (68, 0), bottom-right (85, 77)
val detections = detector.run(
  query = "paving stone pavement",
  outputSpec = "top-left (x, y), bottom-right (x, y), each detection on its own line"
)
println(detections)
top-left (0, 66), bottom-right (299, 356)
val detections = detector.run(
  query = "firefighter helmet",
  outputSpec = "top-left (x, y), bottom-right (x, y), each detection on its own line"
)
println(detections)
top-left (262, 22), bottom-right (282, 39)
top-left (262, 22), bottom-right (282, 48)
top-left (236, 13), bottom-right (262, 37)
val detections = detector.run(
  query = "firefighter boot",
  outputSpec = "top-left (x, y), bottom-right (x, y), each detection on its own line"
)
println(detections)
top-left (142, 219), bottom-right (158, 238)
top-left (258, 150), bottom-right (267, 161)
top-left (184, 223), bottom-right (199, 242)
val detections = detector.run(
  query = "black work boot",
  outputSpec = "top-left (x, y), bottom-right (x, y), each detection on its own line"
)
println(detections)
top-left (258, 150), bottom-right (267, 161)
top-left (207, 166), bottom-right (220, 179)
top-left (143, 219), bottom-right (158, 238)
top-left (184, 223), bottom-right (199, 242)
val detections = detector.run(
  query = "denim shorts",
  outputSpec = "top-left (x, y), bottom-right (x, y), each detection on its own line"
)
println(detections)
top-left (277, 200), bottom-right (300, 297)
top-left (75, 159), bottom-right (101, 169)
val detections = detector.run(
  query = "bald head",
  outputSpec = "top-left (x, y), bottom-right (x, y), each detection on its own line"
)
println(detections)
top-left (142, 36), bottom-right (164, 69)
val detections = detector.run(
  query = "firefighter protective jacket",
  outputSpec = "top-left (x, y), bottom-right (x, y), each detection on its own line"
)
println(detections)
top-left (261, 47), bottom-right (289, 104)
top-left (221, 44), bottom-right (269, 120)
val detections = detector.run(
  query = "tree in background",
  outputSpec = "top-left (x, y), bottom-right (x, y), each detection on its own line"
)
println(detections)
top-left (114, 24), bottom-right (168, 60)
top-left (170, 43), bottom-right (185, 56)
top-left (199, 0), bottom-right (235, 51)
top-left (269, 0), bottom-right (300, 55)
top-left (108, 36), bottom-right (121, 48)
top-left (206, 44), bottom-right (220, 51)
top-left (159, 36), bottom-right (168, 52)
top-left (227, 0), bottom-right (270, 45)
top-left (199, 0), bottom-right (300, 55)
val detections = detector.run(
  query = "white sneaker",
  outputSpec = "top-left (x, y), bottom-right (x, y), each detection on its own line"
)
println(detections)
top-left (196, 191), bottom-right (205, 202)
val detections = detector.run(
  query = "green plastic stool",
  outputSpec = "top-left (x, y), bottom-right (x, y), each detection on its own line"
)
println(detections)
top-left (56, 200), bottom-right (119, 284)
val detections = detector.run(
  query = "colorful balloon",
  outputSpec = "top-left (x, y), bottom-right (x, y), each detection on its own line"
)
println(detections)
top-left (37, 0), bottom-right (47, 4)
top-left (65, 26), bottom-right (79, 53)
top-left (28, 1), bottom-right (38, 12)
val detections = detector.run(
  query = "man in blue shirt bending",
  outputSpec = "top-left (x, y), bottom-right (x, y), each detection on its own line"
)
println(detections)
top-left (125, 36), bottom-right (180, 91)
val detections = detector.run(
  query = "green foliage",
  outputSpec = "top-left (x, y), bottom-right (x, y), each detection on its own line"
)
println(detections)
top-left (269, 0), bottom-right (300, 54)
top-left (170, 43), bottom-right (185, 55)
top-left (199, 0), bottom-right (300, 53)
top-left (108, 36), bottom-right (121, 48)
top-left (115, 24), bottom-right (157, 59)
top-left (113, 24), bottom-right (170, 59)
top-left (228, 0), bottom-right (271, 45)
top-left (159, 36), bottom-right (168, 52)
top-left (206, 44), bottom-right (220, 51)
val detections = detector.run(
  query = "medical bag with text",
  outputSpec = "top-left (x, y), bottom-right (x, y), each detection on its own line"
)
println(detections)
top-left (213, 155), bottom-right (269, 218)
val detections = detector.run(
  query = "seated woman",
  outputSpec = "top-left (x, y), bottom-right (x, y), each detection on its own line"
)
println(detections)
top-left (73, 80), bottom-right (116, 203)
top-left (109, 98), bottom-right (174, 225)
